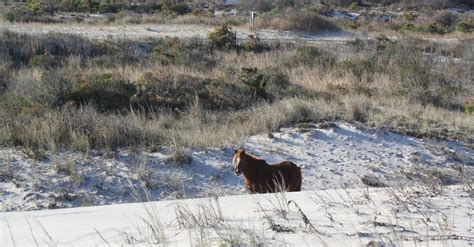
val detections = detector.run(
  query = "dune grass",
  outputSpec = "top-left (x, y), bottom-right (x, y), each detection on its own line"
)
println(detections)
top-left (0, 29), bottom-right (472, 156)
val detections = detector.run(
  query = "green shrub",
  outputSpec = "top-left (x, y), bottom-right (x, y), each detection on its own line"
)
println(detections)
top-left (422, 23), bottom-right (445, 34)
top-left (0, 75), bottom-right (6, 96)
top-left (239, 67), bottom-right (267, 100)
top-left (401, 23), bottom-right (417, 32)
top-left (239, 67), bottom-right (291, 101)
top-left (3, 7), bottom-right (34, 22)
top-left (74, 0), bottom-right (92, 12)
top-left (135, 72), bottom-right (250, 111)
top-left (4, 12), bottom-right (16, 22)
top-left (397, 61), bottom-right (429, 89)
top-left (465, 99), bottom-right (474, 114)
top-left (338, 19), bottom-right (359, 30)
top-left (65, 74), bottom-right (137, 112)
top-left (168, 2), bottom-right (191, 15)
top-left (260, 68), bottom-right (291, 97)
top-left (25, 0), bottom-right (43, 15)
top-left (154, 37), bottom-right (215, 70)
top-left (309, 4), bottom-right (332, 16)
top-left (433, 11), bottom-right (458, 28)
top-left (334, 59), bottom-right (375, 82)
top-left (391, 60), bottom-right (441, 105)
top-left (207, 25), bottom-right (237, 50)
top-left (292, 46), bottom-right (335, 68)
top-left (259, 8), bottom-right (339, 33)
top-left (97, 3), bottom-right (124, 13)
top-left (154, 37), bottom-right (182, 65)
top-left (0, 31), bottom-right (99, 67)
top-left (348, 2), bottom-right (359, 11)
top-left (243, 35), bottom-right (270, 53)
top-left (455, 21), bottom-right (472, 33)
top-left (129, 3), bottom-right (161, 14)
top-left (402, 12), bottom-right (418, 21)
top-left (0, 94), bottom-right (33, 115)
top-left (239, 0), bottom-right (274, 12)
top-left (28, 54), bottom-right (54, 67)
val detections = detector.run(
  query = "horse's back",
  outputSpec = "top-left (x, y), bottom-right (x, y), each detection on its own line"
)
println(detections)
top-left (271, 161), bottom-right (301, 192)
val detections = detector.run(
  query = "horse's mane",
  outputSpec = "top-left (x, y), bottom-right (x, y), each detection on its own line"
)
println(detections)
top-left (244, 152), bottom-right (265, 162)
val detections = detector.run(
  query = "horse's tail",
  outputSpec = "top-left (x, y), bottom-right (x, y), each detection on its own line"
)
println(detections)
top-left (289, 164), bottom-right (302, 192)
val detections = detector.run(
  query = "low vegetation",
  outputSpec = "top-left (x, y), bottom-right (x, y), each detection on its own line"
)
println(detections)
top-left (2, 0), bottom-right (473, 37)
top-left (0, 25), bottom-right (472, 155)
top-left (256, 8), bottom-right (340, 33)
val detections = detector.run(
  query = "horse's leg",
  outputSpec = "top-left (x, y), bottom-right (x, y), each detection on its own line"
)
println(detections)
top-left (288, 166), bottom-right (302, 192)
top-left (253, 184), bottom-right (264, 193)
top-left (247, 186), bottom-right (256, 193)
top-left (244, 178), bottom-right (256, 193)
top-left (288, 182), bottom-right (301, 192)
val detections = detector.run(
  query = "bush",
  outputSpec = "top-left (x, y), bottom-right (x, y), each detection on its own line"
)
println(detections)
top-left (402, 12), bottom-right (418, 21)
top-left (154, 37), bottom-right (183, 65)
top-left (65, 74), bottom-right (137, 112)
top-left (391, 59), bottom-right (455, 107)
top-left (154, 37), bottom-right (215, 70)
top-left (0, 94), bottom-right (33, 116)
top-left (134, 72), bottom-right (250, 111)
top-left (0, 31), bottom-right (99, 67)
top-left (400, 23), bottom-right (417, 32)
top-left (318, 0), bottom-right (354, 7)
top-left (292, 46), bottom-right (335, 68)
top-left (260, 68), bottom-right (291, 98)
top-left (239, 67), bottom-right (291, 101)
top-left (259, 8), bottom-right (340, 33)
top-left (338, 19), bottom-right (359, 30)
top-left (25, 0), bottom-right (43, 15)
top-left (334, 59), bottom-right (375, 82)
top-left (455, 21), bottom-right (473, 33)
top-left (168, 3), bottom-right (191, 15)
top-left (242, 35), bottom-right (270, 53)
top-left (422, 23), bottom-right (445, 34)
top-left (28, 54), bottom-right (54, 67)
top-left (239, 67), bottom-right (267, 100)
top-left (207, 25), bottom-right (237, 50)
top-left (4, 11), bottom-right (16, 22)
top-left (348, 2), bottom-right (360, 10)
top-left (465, 99), bottom-right (474, 114)
top-left (433, 11), bottom-right (458, 28)
top-left (3, 7), bottom-right (34, 22)
top-left (129, 3), bottom-right (162, 14)
top-left (238, 0), bottom-right (274, 12)
top-left (97, 4), bottom-right (126, 13)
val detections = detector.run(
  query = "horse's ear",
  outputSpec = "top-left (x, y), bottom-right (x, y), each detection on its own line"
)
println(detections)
top-left (234, 149), bottom-right (238, 154)
top-left (241, 149), bottom-right (245, 155)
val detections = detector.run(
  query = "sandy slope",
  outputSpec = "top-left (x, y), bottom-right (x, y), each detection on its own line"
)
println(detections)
top-left (0, 122), bottom-right (471, 212)
top-left (0, 23), bottom-right (354, 43)
top-left (1, 186), bottom-right (472, 246)
top-left (0, 122), bottom-right (472, 246)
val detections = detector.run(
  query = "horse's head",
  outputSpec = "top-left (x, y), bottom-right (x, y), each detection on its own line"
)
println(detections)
top-left (232, 148), bottom-right (245, 176)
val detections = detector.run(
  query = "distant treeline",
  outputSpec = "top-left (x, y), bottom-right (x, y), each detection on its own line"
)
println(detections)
top-left (1, 0), bottom-right (472, 14)
top-left (240, 0), bottom-right (473, 10)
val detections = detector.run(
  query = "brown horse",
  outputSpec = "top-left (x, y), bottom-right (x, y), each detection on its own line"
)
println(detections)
top-left (232, 148), bottom-right (302, 193)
